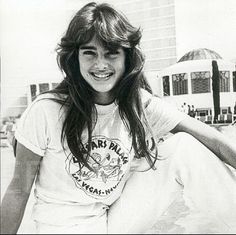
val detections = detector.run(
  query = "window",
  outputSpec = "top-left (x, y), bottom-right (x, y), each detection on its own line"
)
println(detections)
top-left (191, 71), bottom-right (210, 94)
top-left (29, 82), bottom-right (55, 102)
top-left (172, 73), bottom-right (188, 95)
top-left (52, 83), bottom-right (59, 89)
top-left (233, 71), bottom-right (236, 92)
top-left (39, 83), bottom-right (50, 93)
top-left (30, 84), bottom-right (37, 101)
top-left (219, 71), bottom-right (230, 92)
top-left (162, 76), bottom-right (170, 96)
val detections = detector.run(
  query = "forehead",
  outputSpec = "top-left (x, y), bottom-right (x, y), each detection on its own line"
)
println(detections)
top-left (79, 36), bottom-right (120, 51)
top-left (80, 36), bottom-right (103, 48)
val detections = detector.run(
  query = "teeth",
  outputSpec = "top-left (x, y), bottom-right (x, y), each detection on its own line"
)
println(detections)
top-left (93, 73), bottom-right (112, 78)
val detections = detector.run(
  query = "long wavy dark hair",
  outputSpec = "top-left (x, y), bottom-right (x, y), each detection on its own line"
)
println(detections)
top-left (49, 2), bottom-right (158, 170)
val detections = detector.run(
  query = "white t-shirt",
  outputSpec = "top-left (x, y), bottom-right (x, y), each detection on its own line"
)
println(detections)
top-left (15, 89), bottom-right (187, 225)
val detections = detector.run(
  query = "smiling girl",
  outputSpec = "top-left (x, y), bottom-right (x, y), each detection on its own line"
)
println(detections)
top-left (1, 2), bottom-right (236, 234)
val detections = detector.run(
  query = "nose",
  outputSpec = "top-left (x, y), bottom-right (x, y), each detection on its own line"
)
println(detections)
top-left (94, 55), bottom-right (108, 70)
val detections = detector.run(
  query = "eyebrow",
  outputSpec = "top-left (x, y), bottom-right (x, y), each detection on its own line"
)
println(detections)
top-left (79, 46), bottom-right (97, 50)
top-left (79, 45), bottom-right (122, 51)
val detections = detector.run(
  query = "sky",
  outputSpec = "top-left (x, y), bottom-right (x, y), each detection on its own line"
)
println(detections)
top-left (0, 0), bottom-right (236, 89)
top-left (175, 0), bottom-right (236, 62)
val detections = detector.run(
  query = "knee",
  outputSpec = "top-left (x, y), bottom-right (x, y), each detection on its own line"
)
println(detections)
top-left (158, 132), bottom-right (201, 161)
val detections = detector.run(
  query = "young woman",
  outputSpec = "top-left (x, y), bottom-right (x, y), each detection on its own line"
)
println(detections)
top-left (1, 2), bottom-right (236, 234)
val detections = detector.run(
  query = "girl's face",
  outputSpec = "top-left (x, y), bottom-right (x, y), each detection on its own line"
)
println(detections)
top-left (78, 37), bottom-right (126, 104)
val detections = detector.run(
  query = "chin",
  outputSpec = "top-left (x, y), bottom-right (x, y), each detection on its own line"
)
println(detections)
top-left (94, 86), bottom-right (114, 93)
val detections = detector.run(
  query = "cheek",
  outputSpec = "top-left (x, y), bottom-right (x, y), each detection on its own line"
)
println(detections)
top-left (117, 59), bottom-right (126, 75)
top-left (80, 69), bottom-right (90, 81)
top-left (79, 59), bottom-right (89, 76)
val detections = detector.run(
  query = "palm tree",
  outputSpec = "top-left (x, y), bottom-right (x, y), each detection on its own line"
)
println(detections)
top-left (212, 60), bottom-right (220, 123)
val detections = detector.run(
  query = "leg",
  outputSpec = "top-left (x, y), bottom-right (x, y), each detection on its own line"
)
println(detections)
top-left (108, 134), bottom-right (184, 234)
top-left (108, 133), bottom-right (236, 233)
top-left (171, 132), bottom-right (236, 233)
top-left (35, 213), bottom-right (107, 234)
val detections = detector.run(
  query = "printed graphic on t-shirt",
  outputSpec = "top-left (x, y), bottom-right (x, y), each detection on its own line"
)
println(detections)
top-left (65, 135), bottom-right (130, 199)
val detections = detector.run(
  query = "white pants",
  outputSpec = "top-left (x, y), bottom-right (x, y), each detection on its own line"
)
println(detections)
top-left (35, 213), bottom-right (107, 234)
top-left (108, 132), bottom-right (236, 233)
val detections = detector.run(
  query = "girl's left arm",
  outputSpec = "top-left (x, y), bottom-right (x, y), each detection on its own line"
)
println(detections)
top-left (171, 117), bottom-right (236, 169)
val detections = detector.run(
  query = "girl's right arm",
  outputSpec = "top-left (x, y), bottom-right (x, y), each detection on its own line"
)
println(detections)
top-left (1, 142), bottom-right (42, 234)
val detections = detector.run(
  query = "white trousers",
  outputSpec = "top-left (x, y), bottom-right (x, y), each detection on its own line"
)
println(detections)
top-left (35, 214), bottom-right (107, 234)
top-left (108, 132), bottom-right (236, 234)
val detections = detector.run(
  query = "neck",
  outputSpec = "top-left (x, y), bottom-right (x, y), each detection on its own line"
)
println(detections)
top-left (94, 92), bottom-right (115, 105)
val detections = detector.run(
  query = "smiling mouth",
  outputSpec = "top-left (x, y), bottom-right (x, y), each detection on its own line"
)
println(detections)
top-left (91, 72), bottom-right (114, 80)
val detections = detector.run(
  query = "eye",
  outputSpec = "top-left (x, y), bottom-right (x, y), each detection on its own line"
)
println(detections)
top-left (83, 50), bottom-right (96, 56)
top-left (106, 50), bottom-right (121, 58)
top-left (107, 50), bottom-right (120, 55)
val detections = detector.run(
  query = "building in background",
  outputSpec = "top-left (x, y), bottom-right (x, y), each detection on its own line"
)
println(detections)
top-left (1, 0), bottom-right (176, 119)
top-left (111, 0), bottom-right (176, 96)
top-left (160, 48), bottom-right (236, 123)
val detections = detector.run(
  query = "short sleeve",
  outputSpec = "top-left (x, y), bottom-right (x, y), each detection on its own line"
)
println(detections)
top-left (143, 94), bottom-right (188, 138)
top-left (15, 100), bottom-right (49, 156)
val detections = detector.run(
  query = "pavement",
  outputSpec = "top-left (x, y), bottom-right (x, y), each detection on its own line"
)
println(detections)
top-left (1, 124), bottom-right (236, 234)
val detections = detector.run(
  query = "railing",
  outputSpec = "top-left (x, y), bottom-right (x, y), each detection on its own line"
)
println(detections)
top-left (196, 114), bottom-right (236, 125)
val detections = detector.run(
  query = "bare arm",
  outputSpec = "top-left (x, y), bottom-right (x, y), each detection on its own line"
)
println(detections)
top-left (172, 117), bottom-right (236, 169)
top-left (1, 142), bottom-right (42, 234)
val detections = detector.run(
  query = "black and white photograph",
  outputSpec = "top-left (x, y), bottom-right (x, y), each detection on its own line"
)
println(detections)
top-left (1, 0), bottom-right (236, 234)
